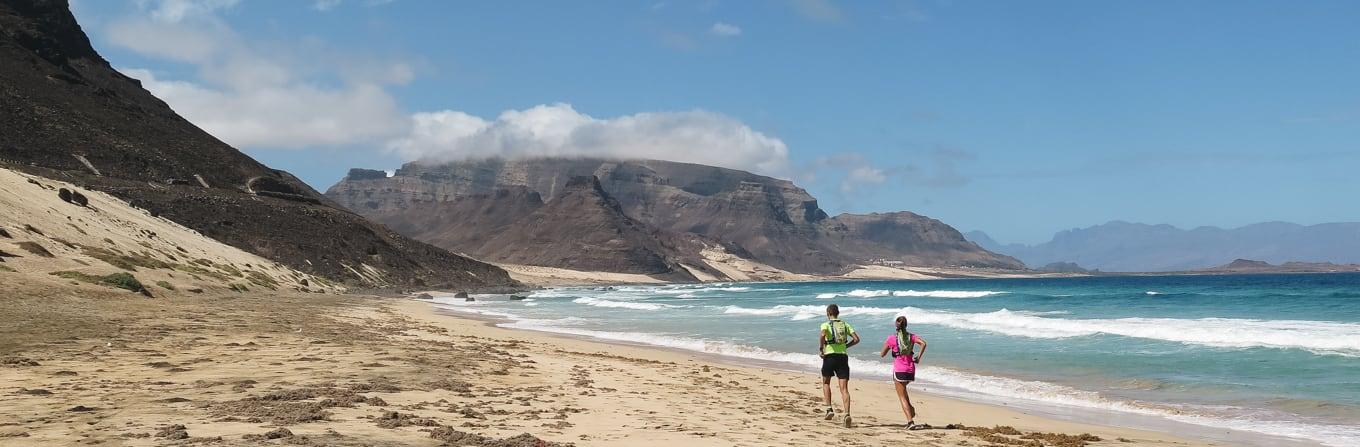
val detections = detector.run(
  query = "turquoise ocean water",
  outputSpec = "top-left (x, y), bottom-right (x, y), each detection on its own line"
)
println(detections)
top-left (427, 273), bottom-right (1360, 446)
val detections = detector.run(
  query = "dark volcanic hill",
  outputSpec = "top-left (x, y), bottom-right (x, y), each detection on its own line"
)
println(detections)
top-left (0, 0), bottom-right (515, 290)
top-left (327, 158), bottom-right (1022, 275)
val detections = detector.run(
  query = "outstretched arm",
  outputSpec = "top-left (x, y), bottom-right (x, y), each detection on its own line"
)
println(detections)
top-left (818, 331), bottom-right (827, 358)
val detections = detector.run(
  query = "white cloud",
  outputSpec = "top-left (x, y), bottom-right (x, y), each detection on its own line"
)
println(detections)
top-left (123, 68), bottom-right (407, 148)
top-left (108, 4), bottom-right (414, 149)
top-left (842, 165), bottom-right (886, 193)
top-left (789, 0), bottom-right (845, 23)
top-left (106, 16), bottom-right (225, 63)
top-left (313, 0), bottom-right (342, 11)
top-left (139, 0), bottom-right (240, 23)
top-left (105, 0), bottom-right (796, 179)
top-left (710, 22), bottom-right (742, 37)
top-left (387, 104), bottom-right (793, 178)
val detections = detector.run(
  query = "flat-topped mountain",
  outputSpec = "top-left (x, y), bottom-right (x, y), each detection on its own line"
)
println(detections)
top-left (0, 0), bottom-right (515, 290)
top-left (327, 158), bottom-right (1022, 276)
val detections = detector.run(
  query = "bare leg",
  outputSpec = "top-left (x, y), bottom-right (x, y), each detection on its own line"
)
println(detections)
top-left (895, 381), bottom-right (912, 421)
top-left (821, 376), bottom-right (833, 407)
top-left (905, 383), bottom-right (916, 421)
top-left (838, 378), bottom-right (851, 415)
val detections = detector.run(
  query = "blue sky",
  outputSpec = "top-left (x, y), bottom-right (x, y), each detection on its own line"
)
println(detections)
top-left (70, 0), bottom-right (1360, 244)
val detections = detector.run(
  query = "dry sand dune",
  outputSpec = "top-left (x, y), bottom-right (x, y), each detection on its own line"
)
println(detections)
top-left (0, 167), bottom-right (341, 297)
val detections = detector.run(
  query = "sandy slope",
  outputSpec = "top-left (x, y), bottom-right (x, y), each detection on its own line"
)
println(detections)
top-left (0, 167), bottom-right (340, 296)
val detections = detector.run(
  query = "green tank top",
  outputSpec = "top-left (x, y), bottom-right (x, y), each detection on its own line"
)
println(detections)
top-left (821, 319), bottom-right (855, 355)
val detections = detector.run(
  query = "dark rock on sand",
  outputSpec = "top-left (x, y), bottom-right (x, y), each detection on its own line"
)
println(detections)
top-left (154, 424), bottom-right (189, 440)
top-left (263, 428), bottom-right (293, 439)
top-left (426, 425), bottom-right (573, 447)
top-left (453, 292), bottom-right (469, 298)
top-left (2, 357), bottom-right (40, 366)
top-left (67, 405), bottom-right (95, 412)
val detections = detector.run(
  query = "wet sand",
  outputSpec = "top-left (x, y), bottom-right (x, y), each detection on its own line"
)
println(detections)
top-left (1, 288), bottom-right (1216, 446)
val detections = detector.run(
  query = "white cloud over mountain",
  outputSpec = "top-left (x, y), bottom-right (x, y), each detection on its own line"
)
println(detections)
top-left (103, 0), bottom-right (794, 178)
top-left (389, 104), bottom-right (792, 177)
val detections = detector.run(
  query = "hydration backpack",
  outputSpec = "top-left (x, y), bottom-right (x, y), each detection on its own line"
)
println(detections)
top-left (891, 330), bottom-right (914, 358)
top-left (827, 320), bottom-right (850, 344)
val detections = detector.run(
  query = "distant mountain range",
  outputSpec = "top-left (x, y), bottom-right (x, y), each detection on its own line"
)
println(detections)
top-left (966, 221), bottom-right (1360, 272)
top-left (327, 158), bottom-right (1023, 281)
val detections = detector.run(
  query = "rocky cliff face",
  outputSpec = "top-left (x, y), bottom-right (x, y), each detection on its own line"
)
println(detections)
top-left (328, 157), bottom-right (1022, 275)
top-left (477, 176), bottom-right (703, 281)
top-left (821, 212), bottom-right (1024, 269)
top-left (0, 0), bottom-right (517, 290)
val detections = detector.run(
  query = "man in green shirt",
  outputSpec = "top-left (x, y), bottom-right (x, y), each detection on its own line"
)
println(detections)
top-left (819, 303), bottom-right (860, 427)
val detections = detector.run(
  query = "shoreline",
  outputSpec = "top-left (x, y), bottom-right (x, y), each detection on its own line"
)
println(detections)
top-left (1, 284), bottom-right (1331, 446)
top-left (494, 263), bottom-right (1360, 290)
top-left (412, 299), bottom-right (1318, 447)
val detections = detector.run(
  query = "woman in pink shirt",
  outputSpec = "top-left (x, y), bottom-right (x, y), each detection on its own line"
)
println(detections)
top-left (879, 315), bottom-right (927, 429)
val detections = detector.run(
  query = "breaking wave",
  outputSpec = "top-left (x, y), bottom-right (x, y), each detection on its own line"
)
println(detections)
top-left (817, 289), bottom-right (1005, 299)
top-left (572, 297), bottom-right (680, 311)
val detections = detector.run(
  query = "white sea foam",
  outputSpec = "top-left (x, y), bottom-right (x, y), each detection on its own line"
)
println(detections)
top-left (653, 286), bottom-right (753, 294)
top-left (900, 307), bottom-right (1360, 356)
top-left (817, 289), bottom-right (1005, 299)
top-left (723, 305), bottom-right (902, 321)
top-left (430, 303), bottom-right (521, 320)
top-left (892, 290), bottom-right (1005, 298)
top-left (572, 297), bottom-right (679, 311)
top-left (1146, 291), bottom-right (1163, 296)
top-left (721, 304), bottom-right (1360, 356)
top-left (495, 315), bottom-right (1360, 447)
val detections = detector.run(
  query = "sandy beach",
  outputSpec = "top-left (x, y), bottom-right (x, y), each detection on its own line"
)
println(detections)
top-left (1, 286), bottom-right (1218, 446)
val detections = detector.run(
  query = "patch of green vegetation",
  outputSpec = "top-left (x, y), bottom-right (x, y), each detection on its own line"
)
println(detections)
top-left (155, 280), bottom-right (176, 291)
top-left (172, 263), bottom-right (230, 282)
top-left (81, 246), bottom-right (172, 271)
top-left (228, 283), bottom-right (249, 293)
top-left (218, 264), bottom-right (244, 278)
top-left (245, 271), bottom-right (279, 291)
top-left (0, 264), bottom-right (16, 273)
top-left (50, 271), bottom-right (148, 294)
top-left (102, 272), bottom-right (146, 293)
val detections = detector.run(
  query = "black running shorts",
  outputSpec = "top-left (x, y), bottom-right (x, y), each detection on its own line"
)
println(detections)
top-left (894, 371), bottom-right (915, 383)
top-left (821, 353), bottom-right (850, 379)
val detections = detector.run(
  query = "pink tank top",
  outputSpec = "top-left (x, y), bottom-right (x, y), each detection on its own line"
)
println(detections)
top-left (884, 334), bottom-right (919, 373)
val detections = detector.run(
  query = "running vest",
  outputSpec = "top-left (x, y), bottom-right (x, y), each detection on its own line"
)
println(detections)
top-left (892, 329), bottom-right (914, 358)
top-left (827, 319), bottom-right (851, 344)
